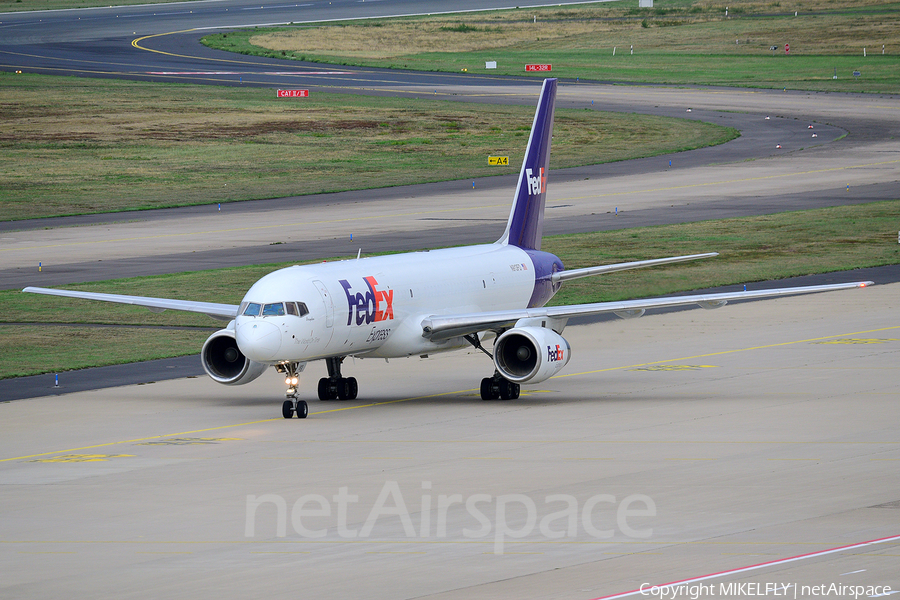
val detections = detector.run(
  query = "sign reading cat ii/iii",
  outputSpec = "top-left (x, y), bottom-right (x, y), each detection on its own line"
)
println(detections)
top-left (488, 156), bottom-right (510, 166)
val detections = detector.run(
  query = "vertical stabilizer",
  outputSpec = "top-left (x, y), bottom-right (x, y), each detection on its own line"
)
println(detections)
top-left (497, 78), bottom-right (557, 250)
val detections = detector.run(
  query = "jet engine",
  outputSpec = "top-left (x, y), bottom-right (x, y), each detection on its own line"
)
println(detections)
top-left (201, 328), bottom-right (268, 385)
top-left (493, 326), bottom-right (571, 384)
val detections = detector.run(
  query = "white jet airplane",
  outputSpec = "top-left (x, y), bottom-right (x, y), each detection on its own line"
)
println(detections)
top-left (25, 78), bottom-right (871, 419)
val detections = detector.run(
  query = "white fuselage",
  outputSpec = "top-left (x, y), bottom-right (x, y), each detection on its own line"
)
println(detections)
top-left (233, 243), bottom-right (538, 364)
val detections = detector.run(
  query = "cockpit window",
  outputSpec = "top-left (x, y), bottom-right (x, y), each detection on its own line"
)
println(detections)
top-left (243, 302), bottom-right (261, 317)
top-left (263, 302), bottom-right (285, 316)
top-left (283, 302), bottom-right (310, 317)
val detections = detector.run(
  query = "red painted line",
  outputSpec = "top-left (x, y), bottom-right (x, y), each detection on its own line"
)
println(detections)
top-left (590, 534), bottom-right (900, 600)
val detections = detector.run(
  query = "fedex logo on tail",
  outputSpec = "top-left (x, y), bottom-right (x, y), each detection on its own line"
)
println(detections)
top-left (548, 344), bottom-right (564, 362)
top-left (340, 276), bottom-right (394, 326)
top-left (525, 167), bottom-right (546, 196)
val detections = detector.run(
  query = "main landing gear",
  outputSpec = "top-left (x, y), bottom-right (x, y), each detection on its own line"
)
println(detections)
top-left (277, 362), bottom-right (308, 419)
top-left (480, 373), bottom-right (520, 400)
top-left (317, 356), bottom-right (358, 401)
top-left (464, 334), bottom-right (521, 400)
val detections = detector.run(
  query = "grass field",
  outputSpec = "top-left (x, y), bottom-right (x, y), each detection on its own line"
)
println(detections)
top-left (204, 0), bottom-right (900, 93)
top-left (0, 73), bottom-right (734, 222)
top-left (4, 200), bottom-right (898, 379)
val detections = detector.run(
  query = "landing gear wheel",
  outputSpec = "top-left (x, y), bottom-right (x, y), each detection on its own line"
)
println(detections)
top-left (282, 400), bottom-right (294, 419)
top-left (319, 358), bottom-right (357, 401)
top-left (337, 377), bottom-right (352, 400)
top-left (480, 377), bottom-right (500, 400)
top-left (499, 380), bottom-right (520, 400)
top-left (318, 377), bottom-right (337, 400)
top-left (481, 376), bottom-right (519, 400)
top-left (296, 400), bottom-right (308, 419)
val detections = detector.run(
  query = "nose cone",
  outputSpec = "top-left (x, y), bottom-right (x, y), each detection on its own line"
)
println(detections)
top-left (236, 320), bottom-right (282, 361)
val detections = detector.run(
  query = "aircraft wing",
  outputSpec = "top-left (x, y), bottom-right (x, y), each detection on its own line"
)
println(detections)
top-left (22, 287), bottom-right (239, 321)
top-left (421, 281), bottom-right (872, 341)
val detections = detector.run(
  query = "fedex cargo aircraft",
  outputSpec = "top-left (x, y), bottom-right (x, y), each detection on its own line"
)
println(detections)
top-left (24, 79), bottom-right (871, 419)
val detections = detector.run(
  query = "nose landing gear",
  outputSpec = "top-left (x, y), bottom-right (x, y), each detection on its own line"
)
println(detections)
top-left (276, 362), bottom-right (308, 419)
top-left (282, 397), bottom-right (309, 419)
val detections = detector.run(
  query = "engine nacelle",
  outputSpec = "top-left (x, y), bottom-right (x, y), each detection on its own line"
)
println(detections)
top-left (493, 326), bottom-right (571, 384)
top-left (201, 328), bottom-right (268, 385)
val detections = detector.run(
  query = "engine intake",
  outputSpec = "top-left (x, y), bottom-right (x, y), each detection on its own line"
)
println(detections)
top-left (201, 328), bottom-right (268, 385)
top-left (494, 326), bottom-right (571, 384)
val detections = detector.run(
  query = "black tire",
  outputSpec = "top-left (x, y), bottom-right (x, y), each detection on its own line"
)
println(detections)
top-left (347, 377), bottom-right (358, 400)
top-left (480, 377), bottom-right (500, 400)
top-left (499, 379), bottom-right (520, 400)
top-left (318, 377), bottom-right (331, 401)
top-left (337, 377), bottom-right (352, 400)
top-left (296, 400), bottom-right (309, 419)
top-left (281, 400), bottom-right (294, 419)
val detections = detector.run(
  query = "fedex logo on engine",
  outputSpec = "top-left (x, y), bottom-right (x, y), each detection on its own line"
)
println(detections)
top-left (548, 344), bottom-right (564, 362)
top-left (525, 167), bottom-right (546, 196)
top-left (340, 276), bottom-right (394, 326)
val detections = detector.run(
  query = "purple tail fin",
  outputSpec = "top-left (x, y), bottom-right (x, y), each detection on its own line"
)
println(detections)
top-left (497, 78), bottom-right (557, 250)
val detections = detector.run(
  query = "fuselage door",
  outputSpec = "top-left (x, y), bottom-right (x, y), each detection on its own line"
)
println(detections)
top-left (313, 280), bottom-right (334, 328)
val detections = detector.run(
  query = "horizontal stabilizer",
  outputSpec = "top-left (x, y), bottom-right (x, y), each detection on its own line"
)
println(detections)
top-left (22, 287), bottom-right (238, 321)
top-left (552, 253), bottom-right (718, 283)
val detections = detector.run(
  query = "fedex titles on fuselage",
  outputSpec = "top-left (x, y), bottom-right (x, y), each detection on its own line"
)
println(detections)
top-left (340, 276), bottom-right (393, 326)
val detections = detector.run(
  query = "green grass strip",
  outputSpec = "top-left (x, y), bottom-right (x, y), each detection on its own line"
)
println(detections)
top-left (0, 72), bottom-right (733, 222)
